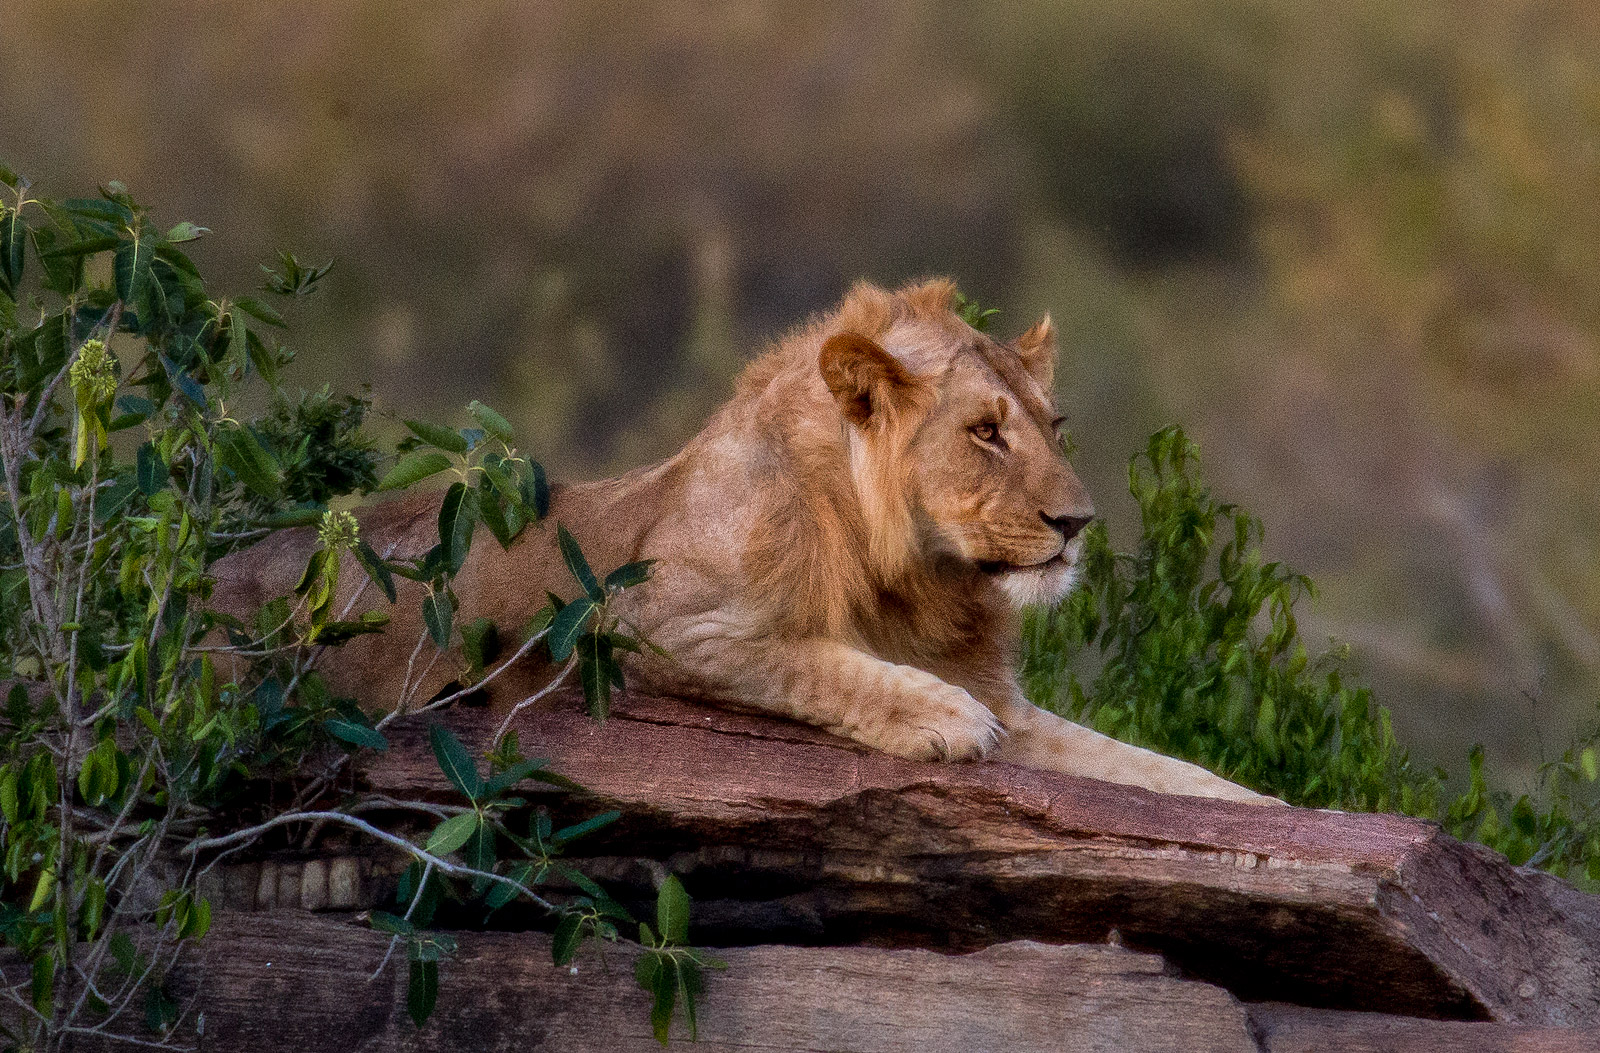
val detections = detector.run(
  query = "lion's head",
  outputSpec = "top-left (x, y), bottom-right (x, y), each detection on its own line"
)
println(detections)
top-left (815, 279), bottom-right (1095, 608)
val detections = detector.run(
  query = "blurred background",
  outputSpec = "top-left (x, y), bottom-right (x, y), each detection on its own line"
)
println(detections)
top-left (4, 0), bottom-right (1598, 781)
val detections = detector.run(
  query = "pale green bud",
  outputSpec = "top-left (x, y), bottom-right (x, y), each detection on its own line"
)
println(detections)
top-left (317, 509), bottom-right (360, 552)
top-left (69, 339), bottom-right (118, 407)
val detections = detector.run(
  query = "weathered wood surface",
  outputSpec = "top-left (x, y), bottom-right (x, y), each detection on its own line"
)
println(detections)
top-left (188, 912), bottom-right (1259, 1053)
top-left (341, 691), bottom-right (1600, 1027)
top-left (1249, 1004), bottom-right (1600, 1052)
top-left (38, 914), bottom-right (1600, 1052)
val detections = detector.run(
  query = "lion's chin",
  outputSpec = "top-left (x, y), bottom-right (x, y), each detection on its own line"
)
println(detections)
top-left (993, 558), bottom-right (1079, 608)
top-left (985, 535), bottom-right (1085, 609)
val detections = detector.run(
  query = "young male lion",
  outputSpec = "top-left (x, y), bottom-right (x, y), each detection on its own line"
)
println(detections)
top-left (220, 279), bottom-right (1269, 804)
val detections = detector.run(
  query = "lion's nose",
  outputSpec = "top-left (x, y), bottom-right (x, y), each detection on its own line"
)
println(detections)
top-left (1041, 510), bottom-right (1094, 541)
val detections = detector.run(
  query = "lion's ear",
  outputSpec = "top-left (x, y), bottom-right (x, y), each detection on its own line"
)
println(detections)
top-left (1015, 314), bottom-right (1057, 390)
top-left (819, 332), bottom-right (924, 428)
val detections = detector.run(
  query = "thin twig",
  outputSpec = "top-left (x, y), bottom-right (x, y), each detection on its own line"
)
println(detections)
top-left (369, 860), bottom-right (435, 981)
top-left (494, 655), bottom-right (578, 744)
top-left (183, 810), bottom-right (560, 914)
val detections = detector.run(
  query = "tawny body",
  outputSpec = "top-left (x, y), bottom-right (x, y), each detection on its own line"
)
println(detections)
top-left (217, 280), bottom-right (1269, 804)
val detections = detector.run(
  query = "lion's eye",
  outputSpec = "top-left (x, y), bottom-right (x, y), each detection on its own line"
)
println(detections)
top-left (969, 422), bottom-right (1002, 446)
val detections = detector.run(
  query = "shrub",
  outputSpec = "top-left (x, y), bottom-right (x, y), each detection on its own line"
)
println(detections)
top-left (0, 168), bottom-right (715, 1050)
top-left (1024, 425), bottom-right (1600, 888)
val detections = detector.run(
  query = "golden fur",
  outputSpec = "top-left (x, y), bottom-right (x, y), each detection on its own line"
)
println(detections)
top-left (216, 279), bottom-right (1270, 803)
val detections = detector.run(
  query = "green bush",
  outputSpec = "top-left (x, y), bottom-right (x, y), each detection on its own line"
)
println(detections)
top-left (0, 168), bottom-right (715, 1050)
top-left (1024, 425), bottom-right (1600, 888)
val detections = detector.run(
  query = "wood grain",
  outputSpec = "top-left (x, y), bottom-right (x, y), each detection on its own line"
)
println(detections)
top-left (1250, 1004), bottom-right (1600, 1052)
top-left (345, 691), bottom-right (1600, 1026)
top-left (188, 912), bottom-right (1259, 1053)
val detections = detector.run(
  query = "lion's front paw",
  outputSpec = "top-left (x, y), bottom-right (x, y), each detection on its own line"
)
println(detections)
top-left (863, 681), bottom-right (1005, 763)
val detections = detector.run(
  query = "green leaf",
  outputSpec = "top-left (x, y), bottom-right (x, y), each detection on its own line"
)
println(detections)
top-left (78, 738), bottom-right (120, 806)
top-left (261, 251), bottom-right (334, 296)
top-left (437, 481), bottom-right (477, 573)
top-left (109, 932), bottom-right (139, 975)
top-left (522, 459), bottom-right (550, 518)
top-left (135, 443), bottom-right (166, 495)
top-left (113, 233), bottom-right (156, 319)
top-left (217, 426), bottom-right (283, 501)
top-left (953, 291), bottom-right (1000, 332)
top-left (468, 400), bottom-right (515, 442)
top-left (80, 878), bottom-right (107, 940)
top-left (485, 863), bottom-right (536, 911)
top-left (312, 615), bottom-right (391, 645)
top-left (482, 758), bottom-right (549, 798)
top-left (154, 240), bottom-right (200, 277)
top-left (476, 485), bottom-right (516, 548)
top-left (413, 933), bottom-right (457, 962)
top-left (429, 723), bottom-right (485, 800)
top-left (460, 617), bottom-right (498, 680)
top-left (547, 596), bottom-right (597, 663)
top-left (226, 309), bottom-right (249, 367)
top-left (657, 875), bottom-right (690, 945)
top-left (603, 560), bottom-right (655, 591)
top-left (30, 227), bottom-right (85, 295)
top-left (557, 524), bottom-right (599, 597)
top-left (244, 326), bottom-right (280, 384)
top-left (0, 207), bottom-right (24, 293)
top-left (1583, 748), bottom-right (1598, 783)
top-left (1254, 695), bottom-right (1278, 754)
top-left (479, 456), bottom-right (524, 509)
top-left (94, 474), bottom-right (140, 525)
top-left (257, 504), bottom-right (326, 529)
top-left (61, 196), bottom-right (132, 227)
top-left (145, 984), bottom-right (179, 1034)
top-left (158, 353), bottom-right (207, 407)
top-left (552, 810), bottom-right (621, 846)
top-left (324, 718), bottom-right (389, 751)
top-left (425, 812), bottom-right (480, 856)
top-left (27, 955), bottom-right (51, 1014)
top-left (164, 221), bottom-right (209, 244)
top-left (183, 897), bottom-right (212, 940)
top-left (649, 954), bottom-right (678, 1046)
top-left (551, 912), bottom-right (584, 965)
top-left (377, 450), bottom-right (452, 492)
top-left (421, 591), bottom-right (452, 649)
top-left (578, 633), bottom-right (613, 719)
top-left (233, 296), bottom-right (286, 328)
top-left (39, 234), bottom-right (120, 259)
top-left (636, 948), bottom-right (660, 990)
top-left (405, 419), bottom-right (470, 454)
top-left (0, 769), bottom-right (16, 825)
top-left (407, 958), bottom-right (438, 1027)
top-left (368, 910), bottom-right (414, 935)
top-left (353, 540), bottom-right (397, 603)
top-left (557, 865), bottom-right (609, 902)
top-left (521, 603), bottom-right (556, 640)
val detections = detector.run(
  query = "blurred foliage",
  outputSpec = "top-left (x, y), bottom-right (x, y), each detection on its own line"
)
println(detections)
top-left (4, 0), bottom-right (1598, 773)
top-left (1025, 427), bottom-right (1600, 889)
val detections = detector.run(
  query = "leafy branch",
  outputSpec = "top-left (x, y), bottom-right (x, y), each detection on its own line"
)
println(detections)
top-left (0, 168), bottom-right (715, 1049)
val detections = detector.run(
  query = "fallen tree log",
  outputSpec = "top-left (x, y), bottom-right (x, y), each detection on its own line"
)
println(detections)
top-left (289, 690), bottom-right (1597, 1028)
top-left (191, 914), bottom-right (1260, 1053)
top-left (43, 688), bottom-right (1600, 1049)
top-left (162, 913), bottom-right (1600, 1053)
top-left (47, 913), bottom-right (1598, 1052)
